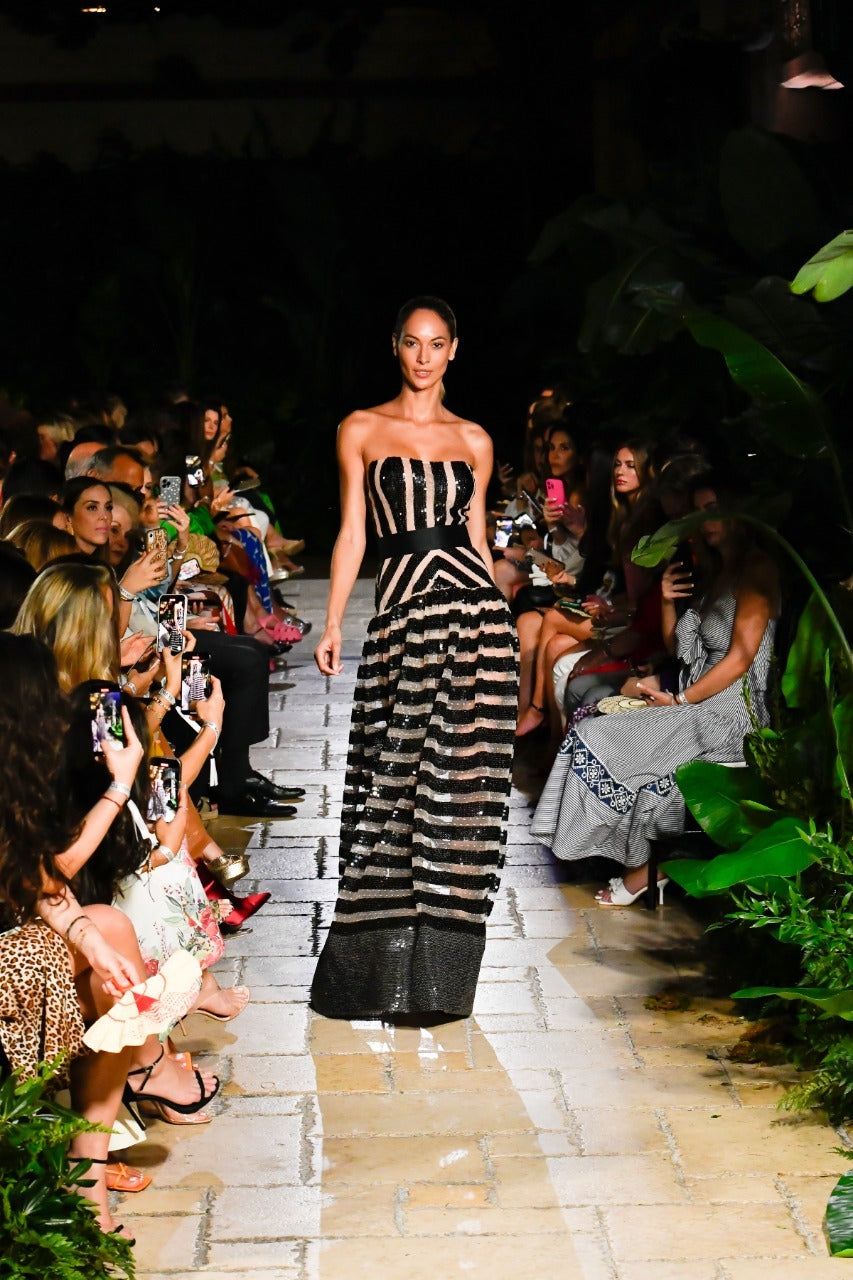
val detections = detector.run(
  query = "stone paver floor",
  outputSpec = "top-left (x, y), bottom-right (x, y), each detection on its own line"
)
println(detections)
top-left (126, 579), bottom-right (848, 1279)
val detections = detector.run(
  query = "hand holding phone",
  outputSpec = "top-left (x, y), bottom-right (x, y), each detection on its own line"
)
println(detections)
top-left (156, 594), bottom-right (187, 653)
top-left (147, 757), bottom-right (181, 824)
top-left (90, 688), bottom-right (124, 755)
top-left (545, 477), bottom-right (566, 508)
top-left (180, 653), bottom-right (213, 710)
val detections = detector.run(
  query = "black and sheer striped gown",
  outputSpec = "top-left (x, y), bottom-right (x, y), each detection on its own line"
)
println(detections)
top-left (310, 455), bottom-right (519, 1019)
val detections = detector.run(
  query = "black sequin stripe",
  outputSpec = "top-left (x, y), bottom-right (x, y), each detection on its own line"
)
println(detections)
top-left (327, 912), bottom-right (486, 936)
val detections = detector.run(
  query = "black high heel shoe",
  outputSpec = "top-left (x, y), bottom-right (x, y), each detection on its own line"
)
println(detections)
top-left (123, 1045), bottom-right (219, 1126)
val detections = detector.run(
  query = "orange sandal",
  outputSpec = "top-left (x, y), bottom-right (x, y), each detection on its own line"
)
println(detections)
top-left (105, 1161), bottom-right (152, 1193)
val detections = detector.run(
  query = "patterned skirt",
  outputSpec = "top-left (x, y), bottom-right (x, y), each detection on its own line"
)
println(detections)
top-left (311, 585), bottom-right (519, 1019)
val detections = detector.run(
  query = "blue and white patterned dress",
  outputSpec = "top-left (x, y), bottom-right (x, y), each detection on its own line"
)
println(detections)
top-left (531, 591), bottom-right (775, 868)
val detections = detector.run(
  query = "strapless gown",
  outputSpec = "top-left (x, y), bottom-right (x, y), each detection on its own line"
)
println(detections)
top-left (310, 456), bottom-right (519, 1019)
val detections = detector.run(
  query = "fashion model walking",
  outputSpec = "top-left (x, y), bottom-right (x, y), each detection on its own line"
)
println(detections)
top-left (312, 297), bottom-right (519, 1019)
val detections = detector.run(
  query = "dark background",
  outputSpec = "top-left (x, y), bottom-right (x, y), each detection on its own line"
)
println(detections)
top-left (0, 1), bottom-right (851, 546)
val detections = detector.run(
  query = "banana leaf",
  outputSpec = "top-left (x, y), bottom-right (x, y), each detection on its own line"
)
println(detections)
top-left (662, 817), bottom-right (815, 897)
top-left (833, 694), bottom-right (853, 802)
top-left (790, 230), bottom-right (853, 304)
top-left (732, 985), bottom-right (853, 1021)
top-left (827, 1169), bottom-right (853, 1256)
top-left (782, 593), bottom-right (837, 709)
top-left (675, 760), bottom-right (777, 848)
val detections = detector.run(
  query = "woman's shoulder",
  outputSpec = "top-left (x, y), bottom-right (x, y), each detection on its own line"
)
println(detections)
top-left (737, 548), bottom-right (780, 604)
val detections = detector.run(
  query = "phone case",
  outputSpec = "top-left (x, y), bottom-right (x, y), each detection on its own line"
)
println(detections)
top-left (545, 478), bottom-right (566, 506)
top-left (160, 476), bottom-right (181, 506)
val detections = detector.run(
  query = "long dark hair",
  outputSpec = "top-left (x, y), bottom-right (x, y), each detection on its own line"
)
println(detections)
top-left (0, 634), bottom-right (75, 925)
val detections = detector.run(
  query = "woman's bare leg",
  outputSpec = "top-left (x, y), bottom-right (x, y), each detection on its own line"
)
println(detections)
top-left (517, 611), bottom-right (593, 735)
top-left (515, 611), bottom-right (542, 718)
top-left (542, 633), bottom-right (587, 747)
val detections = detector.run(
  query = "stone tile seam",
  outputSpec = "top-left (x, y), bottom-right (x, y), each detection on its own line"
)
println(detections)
top-left (654, 1106), bottom-right (692, 1202)
top-left (775, 1173), bottom-right (827, 1256)
top-left (591, 1204), bottom-right (621, 1280)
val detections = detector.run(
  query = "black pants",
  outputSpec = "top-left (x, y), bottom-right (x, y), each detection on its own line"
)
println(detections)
top-left (190, 630), bottom-right (270, 783)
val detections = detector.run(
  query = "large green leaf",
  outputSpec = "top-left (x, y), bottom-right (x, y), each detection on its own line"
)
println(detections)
top-left (662, 817), bottom-right (815, 897)
top-left (732, 985), bottom-right (853, 1022)
top-left (631, 513), bottom-right (704, 568)
top-left (682, 311), bottom-right (830, 459)
top-left (827, 1169), bottom-right (853, 1256)
top-left (833, 694), bottom-right (853, 802)
top-left (675, 760), bottom-right (777, 849)
top-left (782, 593), bottom-right (838, 710)
top-left (791, 231), bottom-right (853, 303)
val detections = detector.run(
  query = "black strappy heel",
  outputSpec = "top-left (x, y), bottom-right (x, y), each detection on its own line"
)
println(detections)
top-left (122, 1045), bottom-right (219, 1126)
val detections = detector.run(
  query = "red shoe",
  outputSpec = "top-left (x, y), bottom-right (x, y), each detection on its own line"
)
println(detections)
top-left (221, 892), bottom-right (271, 930)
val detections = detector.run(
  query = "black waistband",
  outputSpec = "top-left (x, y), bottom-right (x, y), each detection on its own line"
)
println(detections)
top-left (375, 524), bottom-right (472, 559)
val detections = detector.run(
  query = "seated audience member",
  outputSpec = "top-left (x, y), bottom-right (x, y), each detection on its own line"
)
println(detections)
top-left (531, 473), bottom-right (780, 906)
top-left (5, 518), bottom-right (78, 570)
top-left (0, 633), bottom-right (218, 1238)
top-left (517, 440), bottom-right (660, 743)
top-left (0, 492), bottom-right (65, 537)
top-left (0, 541), bottom-right (36, 626)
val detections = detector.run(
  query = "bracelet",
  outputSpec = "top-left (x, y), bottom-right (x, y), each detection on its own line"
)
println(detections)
top-left (66, 913), bottom-right (91, 942)
top-left (107, 781), bottom-right (132, 798)
top-left (102, 793), bottom-right (124, 811)
top-left (675, 691), bottom-right (689, 706)
top-left (157, 843), bottom-right (177, 862)
top-left (157, 687), bottom-right (177, 707)
top-left (122, 680), bottom-right (138, 696)
top-left (118, 585), bottom-right (137, 602)
top-left (200, 720), bottom-right (220, 746)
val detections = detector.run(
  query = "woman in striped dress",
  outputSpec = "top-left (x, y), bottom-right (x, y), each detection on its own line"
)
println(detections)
top-left (311, 297), bottom-right (519, 1020)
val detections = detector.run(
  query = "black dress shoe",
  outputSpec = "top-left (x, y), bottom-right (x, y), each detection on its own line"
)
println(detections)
top-left (247, 770), bottom-right (306, 801)
top-left (216, 789), bottom-right (297, 819)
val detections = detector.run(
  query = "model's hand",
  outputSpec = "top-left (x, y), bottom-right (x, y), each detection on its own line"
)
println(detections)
top-left (315, 625), bottom-right (343, 676)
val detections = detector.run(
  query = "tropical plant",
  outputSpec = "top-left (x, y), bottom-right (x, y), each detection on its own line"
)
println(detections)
top-left (0, 1058), bottom-right (134, 1279)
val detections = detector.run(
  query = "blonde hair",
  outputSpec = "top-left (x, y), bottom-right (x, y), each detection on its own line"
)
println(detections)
top-left (7, 519), bottom-right (78, 571)
top-left (607, 440), bottom-right (654, 562)
top-left (37, 414), bottom-right (77, 446)
top-left (12, 561), bottom-right (120, 689)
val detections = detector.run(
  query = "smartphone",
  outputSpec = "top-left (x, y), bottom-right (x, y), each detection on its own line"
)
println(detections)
top-left (156, 594), bottom-right (187, 653)
top-left (176, 557), bottom-right (201, 582)
top-left (521, 487), bottom-right (543, 516)
top-left (556, 598), bottom-right (591, 618)
top-left (232, 475), bottom-right (260, 493)
top-left (144, 527), bottom-right (168, 555)
top-left (147, 756), bottom-right (181, 825)
top-left (180, 653), bottom-right (212, 710)
top-left (185, 454), bottom-right (205, 488)
top-left (159, 475), bottom-right (182, 507)
top-left (90, 687), bottom-right (124, 755)
top-left (526, 547), bottom-right (563, 573)
top-left (545, 477), bottom-right (566, 507)
top-left (493, 517), bottom-right (514, 550)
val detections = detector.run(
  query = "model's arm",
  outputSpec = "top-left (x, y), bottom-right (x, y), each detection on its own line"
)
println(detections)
top-left (314, 416), bottom-right (369, 676)
top-left (467, 428), bottom-right (497, 585)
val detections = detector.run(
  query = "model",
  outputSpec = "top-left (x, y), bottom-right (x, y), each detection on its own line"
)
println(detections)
top-left (311, 296), bottom-right (519, 1020)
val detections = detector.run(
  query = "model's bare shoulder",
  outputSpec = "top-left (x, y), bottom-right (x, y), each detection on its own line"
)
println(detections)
top-left (459, 420), bottom-right (494, 462)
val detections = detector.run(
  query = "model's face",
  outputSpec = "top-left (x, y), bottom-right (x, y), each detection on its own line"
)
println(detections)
top-left (203, 409), bottom-right (220, 441)
top-left (394, 310), bottom-right (457, 390)
top-left (694, 487), bottom-right (726, 545)
top-left (108, 504), bottom-right (134, 565)
top-left (548, 430), bottom-right (575, 478)
top-left (69, 484), bottom-right (113, 552)
top-left (613, 448), bottom-right (640, 496)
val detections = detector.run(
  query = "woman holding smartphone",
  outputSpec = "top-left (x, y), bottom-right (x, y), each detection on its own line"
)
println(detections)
top-left (311, 297), bottom-right (519, 1021)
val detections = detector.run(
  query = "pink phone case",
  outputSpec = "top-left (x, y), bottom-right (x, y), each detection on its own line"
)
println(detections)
top-left (545, 478), bottom-right (566, 507)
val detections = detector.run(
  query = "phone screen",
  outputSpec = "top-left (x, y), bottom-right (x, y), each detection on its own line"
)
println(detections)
top-left (185, 455), bottom-right (205, 488)
top-left (156, 594), bottom-right (187, 653)
top-left (493, 518), bottom-right (514, 550)
top-left (90, 688), bottom-right (124, 755)
top-left (177, 557), bottom-right (201, 582)
top-left (147, 757), bottom-right (181, 824)
top-left (180, 653), bottom-right (212, 710)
